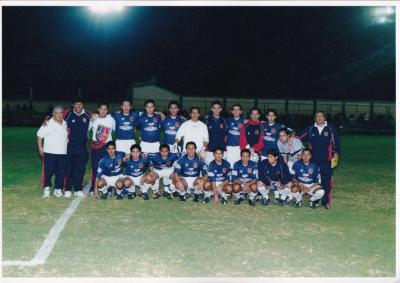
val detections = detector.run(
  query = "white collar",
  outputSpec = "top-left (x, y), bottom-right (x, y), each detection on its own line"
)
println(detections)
top-left (314, 121), bottom-right (327, 128)
top-left (73, 109), bottom-right (85, 116)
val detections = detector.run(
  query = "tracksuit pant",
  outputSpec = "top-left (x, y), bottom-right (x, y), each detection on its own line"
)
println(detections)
top-left (42, 153), bottom-right (67, 190)
top-left (90, 145), bottom-right (107, 192)
top-left (65, 144), bottom-right (89, 192)
top-left (317, 160), bottom-right (333, 205)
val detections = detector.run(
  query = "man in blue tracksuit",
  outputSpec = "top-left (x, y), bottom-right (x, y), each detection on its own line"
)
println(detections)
top-left (63, 97), bottom-right (92, 198)
top-left (298, 111), bottom-right (341, 209)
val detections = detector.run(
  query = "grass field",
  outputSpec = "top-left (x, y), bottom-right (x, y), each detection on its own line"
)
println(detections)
top-left (2, 127), bottom-right (396, 277)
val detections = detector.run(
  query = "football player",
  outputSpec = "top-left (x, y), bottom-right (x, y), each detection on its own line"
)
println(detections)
top-left (147, 144), bottom-right (181, 199)
top-left (94, 141), bottom-right (125, 200)
top-left (277, 128), bottom-right (304, 174)
top-left (170, 142), bottom-right (208, 202)
top-left (205, 147), bottom-right (232, 205)
top-left (257, 149), bottom-right (292, 206)
top-left (231, 149), bottom-right (259, 206)
top-left (226, 104), bottom-right (246, 168)
top-left (291, 148), bottom-right (324, 209)
top-left (124, 144), bottom-right (158, 200)
top-left (239, 107), bottom-right (264, 162)
top-left (261, 109), bottom-right (284, 161)
top-left (161, 101), bottom-right (186, 153)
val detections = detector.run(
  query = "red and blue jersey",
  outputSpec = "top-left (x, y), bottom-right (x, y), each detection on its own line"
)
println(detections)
top-left (96, 151), bottom-right (125, 178)
top-left (205, 115), bottom-right (228, 151)
top-left (161, 115), bottom-right (186, 145)
top-left (261, 122), bottom-right (284, 156)
top-left (231, 160), bottom-right (258, 183)
top-left (112, 111), bottom-right (141, 140)
top-left (207, 159), bottom-right (231, 182)
top-left (173, 154), bottom-right (207, 177)
top-left (147, 152), bottom-right (181, 170)
top-left (298, 122), bottom-right (341, 162)
top-left (239, 120), bottom-right (264, 153)
top-left (125, 155), bottom-right (150, 177)
top-left (258, 159), bottom-right (291, 185)
top-left (292, 160), bottom-right (321, 185)
top-left (136, 113), bottom-right (162, 143)
top-left (226, 117), bottom-right (245, 146)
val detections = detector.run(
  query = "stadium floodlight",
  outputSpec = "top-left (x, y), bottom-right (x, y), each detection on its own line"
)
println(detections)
top-left (88, 6), bottom-right (126, 15)
top-left (370, 6), bottom-right (395, 24)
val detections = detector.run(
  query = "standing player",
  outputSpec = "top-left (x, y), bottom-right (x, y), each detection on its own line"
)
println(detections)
top-left (147, 144), bottom-right (181, 199)
top-left (257, 149), bottom-right (292, 206)
top-left (204, 101), bottom-right (228, 164)
top-left (239, 107), bottom-right (264, 162)
top-left (298, 111), bottom-right (340, 209)
top-left (206, 147), bottom-right (232, 205)
top-left (231, 149), bottom-right (259, 206)
top-left (135, 99), bottom-right (162, 154)
top-left (174, 107), bottom-right (209, 158)
top-left (261, 109), bottom-right (284, 161)
top-left (112, 99), bottom-right (141, 154)
top-left (88, 103), bottom-right (115, 195)
top-left (277, 128), bottom-right (304, 174)
top-left (123, 144), bottom-right (158, 200)
top-left (37, 106), bottom-right (68, 198)
top-left (291, 148), bottom-right (324, 209)
top-left (94, 141), bottom-right (125, 200)
top-left (161, 101), bottom-right (186, 153)
top-left (170, 142), bottom-right (208, 202)
top-left (226, 104), bottom-right (246, 168)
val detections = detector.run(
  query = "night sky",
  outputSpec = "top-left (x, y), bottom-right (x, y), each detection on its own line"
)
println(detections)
top-left (3, 6), bottom-right (396, 101)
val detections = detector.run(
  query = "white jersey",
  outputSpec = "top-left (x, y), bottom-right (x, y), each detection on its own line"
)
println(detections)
top-left (175, 119), bottom-right (209, 153)
top-left (37, 118), bottom-right (68, 155)
top-left (277, 137), bottom-right (304, 163)
top-left (89, 114), bottom-right (115, 143)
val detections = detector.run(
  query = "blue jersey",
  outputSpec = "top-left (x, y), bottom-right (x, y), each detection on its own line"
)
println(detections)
top-left (173, 154), bottom-right (207, 178)
top-left (112, 111), bottom-right (141, 140)
top-left (161, 115), bottom-right (186, 145)
top-left (258, 159), bottom-right (291, 185)
top-left (63, 109), bottom-right (91, 148)
top-left (292, 160), bottom-right (321, 185)
top-left (261, 122), bottom-right (284, 156)
top-left (96, 151), bottom-right (125, 178)
top-left (125, 156), bottom-right (150, 177)
top-left (226, 117), bottom-right (245, 146)
top-left (207, 160), bottom-right (231, 182)
top-left (206, 115), bottom-right (228, 151)
top-left (231, 160), bottom-right (258, 183)
top-left (136, 113), bottom-right (162, 143)
top-left (147, 152), bottom-right (181, 170)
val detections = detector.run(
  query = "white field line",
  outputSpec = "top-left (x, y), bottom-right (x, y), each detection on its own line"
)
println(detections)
top-left (3, 183), bottom-right (90, 267)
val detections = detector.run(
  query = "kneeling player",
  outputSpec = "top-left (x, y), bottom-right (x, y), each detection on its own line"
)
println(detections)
top-left (257, 149), bottom-right (292, 206)
top-left (170, 142), bottom-right (208, 201)
top-left (205, 147), bottom-right (232, 205)
top-left (94, 141), bottom-right (125, 199)
top-left (231, 149), bottom-right (259, 206)
top-left (147, 144), bottom-right (181, 199)
top-left (291, 148), bottom-right (324, 209)
top-left (124, 144), bottom-right (158, 200)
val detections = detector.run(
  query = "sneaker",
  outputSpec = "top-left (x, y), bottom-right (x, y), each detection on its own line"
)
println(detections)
top-left (64, 190), bottom-right (72, 198)
top-left (179, 194), bottom-right (186, 201)
top-left (203, 197), bottom-right (211, 204)
top-left (279, 198), bottom-right (288, 206)
top-left (127, 193), bottom-right (134, 200)
top-left (193, 194), bottom-right (200, 202)
top-left (234, 198), bottom-right (243, 205)
top-left (309, 200), bottom-right (317, 209)
top-left (248, 199), bottom-right (256, 206)
top-left (100, 193), bottom-right (108, 200)
top-left (153, 192), bottom-right (161, 199)
top-left (295, 201), bottom-right (302, 208)
top-left (261, 198), bottom-right (270, 206)
top-left (172, 191), bottom-right (180, 198)
top-left (87, 191), bottom-right (94, 197)
top-left (54, 189), bottom-right (63, 198)
top-left (274, 198), bottom-right (280, 204)
top-left (221, 198), bottom-right (228, 205)
top-left (324, 203), bottom-right (330, 209)
top-left (162, 191), bottom-right (170, 198)
top-left (43, 187), bottom-right (50, 198)
top-left (185, 192), bottom-right (192, 200)
top-left (142, 193), bottom-right (150, 200)
top-left (74, 191), bottom-right (84, 197)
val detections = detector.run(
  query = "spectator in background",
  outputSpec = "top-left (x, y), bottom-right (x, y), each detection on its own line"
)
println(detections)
top-left (37, 106), bottom-right (68, 198)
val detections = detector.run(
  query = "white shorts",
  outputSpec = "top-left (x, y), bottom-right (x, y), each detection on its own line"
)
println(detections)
top-left (287, 160), bottom-right (295, 175)
top-left (226, 146), bottom-right (241, 168)
top-left (183, 176), bottom-right (197, 190)
top-left (154, 167), bottom-right (174, 185)
top-left (99, 174), bottom-right (124, 193)
top-left (167, 143), bottom-right (178, 153)
top-left (116, 139), bottom-right (136, 154)
top-left (125, 175), bottom-right (145, 188)
top-left (140, 141), bottom-right (160, 154)
top-left (250, 152), bottom-right (259, 163)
